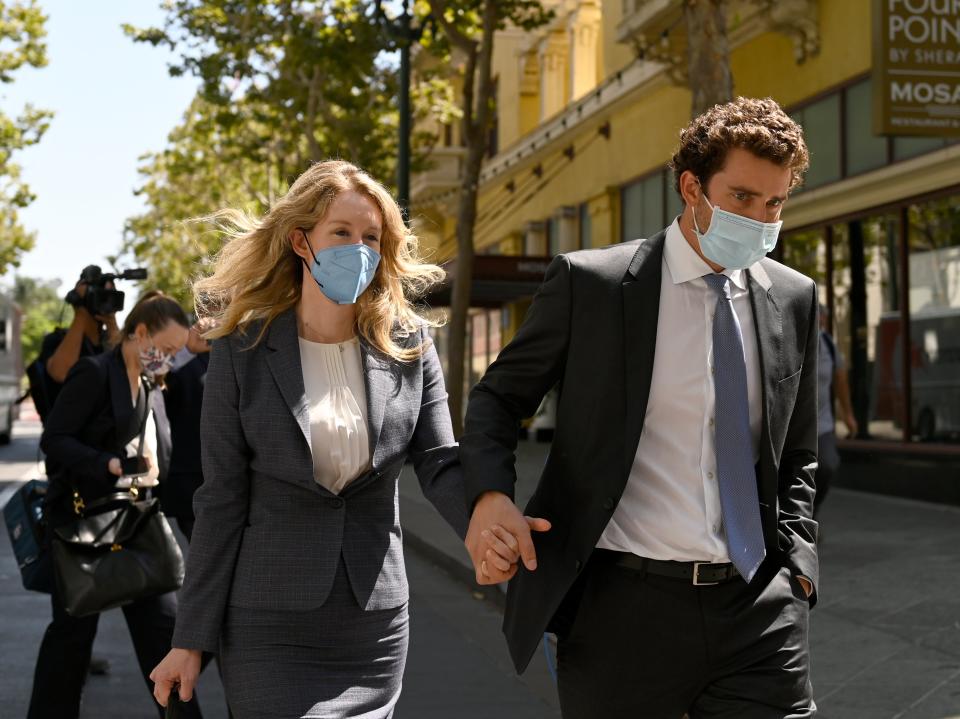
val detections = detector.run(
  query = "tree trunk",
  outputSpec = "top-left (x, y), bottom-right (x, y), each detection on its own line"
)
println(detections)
top-left (684, 0), bottom-right (732, 117)
top-left (445, 0), bottom-right (498, 437)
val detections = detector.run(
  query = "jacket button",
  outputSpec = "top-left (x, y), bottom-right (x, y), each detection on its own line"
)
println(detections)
top-left (575, 559), bottom-right (582, 571)
top-left (329, 497), bottom-right (344, 509)
top-left (603, 497), bottom-right (616, 511)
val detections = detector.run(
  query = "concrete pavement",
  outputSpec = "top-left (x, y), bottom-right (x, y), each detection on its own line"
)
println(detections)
top-left (398, 440), bottom-right (960, 719)
top-left (4, 408), bottom-right (959, 718)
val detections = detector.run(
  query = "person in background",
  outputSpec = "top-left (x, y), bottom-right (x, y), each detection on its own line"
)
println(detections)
top-left (161, 316), bottom-right (214, 539)
top-left (27, 292), bottom-right (201, 719)
top-left (815, 303), bottom-right (857, 519)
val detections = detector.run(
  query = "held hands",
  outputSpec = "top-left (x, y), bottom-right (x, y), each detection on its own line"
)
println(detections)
top-left (151, 648), bottom-right (202, 707)
top-left (465, 491), bottom-right (552, 585)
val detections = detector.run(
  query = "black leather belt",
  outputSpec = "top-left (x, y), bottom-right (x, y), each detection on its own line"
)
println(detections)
top-left (608, 551), bottom-right (740, 586)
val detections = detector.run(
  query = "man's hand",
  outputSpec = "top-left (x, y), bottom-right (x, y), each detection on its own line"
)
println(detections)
top-left (465, 491), bottom-right (551, 585)
top-left (795, 575), bottom-right (813, 598)
top-left (150, 647), bottom-right (201, 706)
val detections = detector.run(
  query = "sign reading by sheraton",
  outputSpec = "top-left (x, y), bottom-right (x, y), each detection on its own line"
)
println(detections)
top-left (873, 0), bottom-right (960, 137)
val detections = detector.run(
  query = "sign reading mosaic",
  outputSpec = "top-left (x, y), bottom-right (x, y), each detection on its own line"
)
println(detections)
top-left (873, 0), bottom-right (960, 136)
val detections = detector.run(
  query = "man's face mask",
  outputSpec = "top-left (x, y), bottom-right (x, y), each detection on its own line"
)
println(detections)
top-left (300, 230), bottom-right (381, 305)
top-left (692, 182), bottom-right (782, 270)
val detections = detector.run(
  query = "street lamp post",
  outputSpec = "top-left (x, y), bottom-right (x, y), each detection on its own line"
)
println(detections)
top-left (375, 0), bottom-right (430, 222)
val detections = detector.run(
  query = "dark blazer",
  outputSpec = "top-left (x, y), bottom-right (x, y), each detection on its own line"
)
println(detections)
top-left (172, 309), bottom-right (469, 653)
top-left (460, 230), bottom-right (820, 673)
top-left (161, 353), bottom-right (209, 520)
top-left (41, 347), bottom-right (170, 528)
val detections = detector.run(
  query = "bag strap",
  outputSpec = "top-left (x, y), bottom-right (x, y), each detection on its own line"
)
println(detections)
top-left (71, 379), bottom-right (153, 517)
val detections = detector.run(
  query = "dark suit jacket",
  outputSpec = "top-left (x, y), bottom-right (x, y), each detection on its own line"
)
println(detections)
top-left (460, 230), bottom-right (820, 673)
top-left (41, 347), bottom-right (170, 528)
top-left (172, 309), bottom-right (469, 653)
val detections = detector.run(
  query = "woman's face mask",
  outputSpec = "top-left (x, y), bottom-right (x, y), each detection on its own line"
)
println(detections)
top-left (138, 339), bottom-right (175, 378)
top-left (300, 230), bottom-right (381, 305)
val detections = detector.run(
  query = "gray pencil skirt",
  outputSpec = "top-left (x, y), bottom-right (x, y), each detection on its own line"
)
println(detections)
top-left (219, 558), bottom-right (409, 719)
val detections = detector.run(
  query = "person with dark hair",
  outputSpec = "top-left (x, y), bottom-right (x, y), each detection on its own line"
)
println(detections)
top-left (27, 291), bottom-right (204, 719)
top-left (462, 97), bottom-right (820, 717)
top-left (161, 316), bottom-right (214, 539)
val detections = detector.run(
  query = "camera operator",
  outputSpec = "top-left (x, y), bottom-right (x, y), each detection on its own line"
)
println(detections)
top-left (30, 265), bottom-right (143, 425)
top-left (45, 276), bottom-right (122, 385)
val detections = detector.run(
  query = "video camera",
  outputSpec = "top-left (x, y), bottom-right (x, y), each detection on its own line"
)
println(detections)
top-left (64, 265), bottom-right (149, 317)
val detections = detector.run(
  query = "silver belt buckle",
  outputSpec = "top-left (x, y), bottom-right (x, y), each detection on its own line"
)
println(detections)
top-left (692, 562), bottom-right (719, 586)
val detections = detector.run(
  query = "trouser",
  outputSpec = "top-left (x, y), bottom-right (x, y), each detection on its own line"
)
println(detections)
top-left (814, 431), bottom-right (841, 517)
top-left (556, 550), bottom-right (814, 719)
top-left (27, 581), bottom-right (204, 719)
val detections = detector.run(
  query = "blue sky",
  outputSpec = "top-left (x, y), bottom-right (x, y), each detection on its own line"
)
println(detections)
top-left (1, 1), bottom-right (198, 297)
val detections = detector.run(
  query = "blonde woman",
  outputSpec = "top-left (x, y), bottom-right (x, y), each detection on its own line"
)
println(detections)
top-left (150, 161), bottom-right (509, 718)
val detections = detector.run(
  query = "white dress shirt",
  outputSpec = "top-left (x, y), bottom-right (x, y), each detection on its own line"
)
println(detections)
top-left (596, 219), bottom-right (763, 562)
top-left (298, 336), bottom-right (371, 494)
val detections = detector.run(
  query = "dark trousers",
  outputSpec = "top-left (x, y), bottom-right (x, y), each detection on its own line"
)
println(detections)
top-left (27, 582), bottom-right (204, 719)
top-left (556, 551), bottom-right (814, 719)
top-left (814, 431), bottom-right (840, 518)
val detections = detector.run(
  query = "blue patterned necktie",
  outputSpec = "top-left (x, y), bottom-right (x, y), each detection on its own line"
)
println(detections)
top-left (703, 273), bottom-right (766, 582)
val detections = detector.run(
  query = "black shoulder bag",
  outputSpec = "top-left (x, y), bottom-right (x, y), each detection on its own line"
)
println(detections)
top-left (50, 382), bottom-right (185, 617)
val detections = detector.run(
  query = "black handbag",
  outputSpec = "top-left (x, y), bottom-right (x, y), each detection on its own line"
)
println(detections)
top-left (50, 382), bottom-right (185, 617)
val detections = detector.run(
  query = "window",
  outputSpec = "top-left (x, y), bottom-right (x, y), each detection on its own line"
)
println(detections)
top-left (893, 136), bottom-right (946, 162)
top-left (907, 195), bottom-right (960, 443)
top-left (831, 214), bottom-right (903, 441)
top-left (793, 94), bottom-right (841, 190)
top-left (666, 179), bottom-right (684, 223)
top-left (621, 172), bottom-right (664, 242)
top-left (579, 202), bottom-right (592, 249)
top-left (844, 79), bottom-right (888, 176)
top-left (548, 215), bottom-right (561, 255)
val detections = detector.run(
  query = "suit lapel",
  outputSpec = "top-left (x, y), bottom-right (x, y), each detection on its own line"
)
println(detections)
top-left (747, 262), bottom-right (781, 474)
top-left (265, 309), bottom-right (312, 454)
top-left (360, 337), bottom-right (391, 468)
top-left (622, 232), bottom-right (666, 474)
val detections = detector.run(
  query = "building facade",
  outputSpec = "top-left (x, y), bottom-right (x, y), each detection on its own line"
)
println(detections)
top-left (411, 0), bottom-right (960, 503)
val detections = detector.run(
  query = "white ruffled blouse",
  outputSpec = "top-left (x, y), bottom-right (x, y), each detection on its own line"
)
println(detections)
top-left (297, 336), bottom-right (371, 494)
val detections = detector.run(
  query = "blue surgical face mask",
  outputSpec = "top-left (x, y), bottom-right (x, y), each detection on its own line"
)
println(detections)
top-left (300, 232), bottom-right (381, 305)
top-left (692, 186), bottom-right (782, 270)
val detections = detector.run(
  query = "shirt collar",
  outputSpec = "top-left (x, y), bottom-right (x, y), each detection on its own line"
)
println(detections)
top-left (663, 218), bottom-right (747, 291)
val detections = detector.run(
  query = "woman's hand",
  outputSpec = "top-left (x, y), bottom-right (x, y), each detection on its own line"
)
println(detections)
top-left (150, 647), bottom-right (202, 706)
top-left (107, 457), bottom-right (122, 476)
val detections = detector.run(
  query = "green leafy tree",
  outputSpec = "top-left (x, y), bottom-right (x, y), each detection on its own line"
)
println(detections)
top-left (124, 0), bottom-right (401, 184)
top-left (13, 275), bottom-right (69, 367)
top-left (423, 0), bottom-right (552, 435)
top-left (120, 95), bottom-right (278, 306)
top-left (0, 0), bottom-right (52, 274)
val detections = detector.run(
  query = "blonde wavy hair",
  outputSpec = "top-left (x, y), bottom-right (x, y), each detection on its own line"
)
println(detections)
top-left (194, 160), bottom-right (444, 361)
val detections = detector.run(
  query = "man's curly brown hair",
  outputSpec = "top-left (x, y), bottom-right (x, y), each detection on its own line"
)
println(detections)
top-left (669, 97), bottom-right (810, 196)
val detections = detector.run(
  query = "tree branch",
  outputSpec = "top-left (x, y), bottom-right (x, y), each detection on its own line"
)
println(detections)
top-left (427, 0), bottom-right (478, 55)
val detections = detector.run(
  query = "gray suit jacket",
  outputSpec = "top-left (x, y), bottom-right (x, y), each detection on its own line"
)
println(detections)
top-left (172, 309), bottom-right (468, 652)
top-left (461, 230), bottom-right (820, 672)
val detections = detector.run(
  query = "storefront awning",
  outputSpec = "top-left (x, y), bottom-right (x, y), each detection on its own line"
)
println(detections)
top-left (424, 255), bottom-right (552, 308)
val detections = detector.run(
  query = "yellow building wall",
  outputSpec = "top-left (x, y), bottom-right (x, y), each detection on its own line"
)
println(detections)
top-left (732, 0), bottom-right (872, 103)
top-left (468, 0), bottom-right (875, 256)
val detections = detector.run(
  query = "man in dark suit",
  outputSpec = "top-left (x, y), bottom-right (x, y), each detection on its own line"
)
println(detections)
top-left (461, 97), bottom-right (819, 718)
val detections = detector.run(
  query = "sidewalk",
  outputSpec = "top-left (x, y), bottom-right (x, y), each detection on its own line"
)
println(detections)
top-left (398, 440), bottom-right (960, 719)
